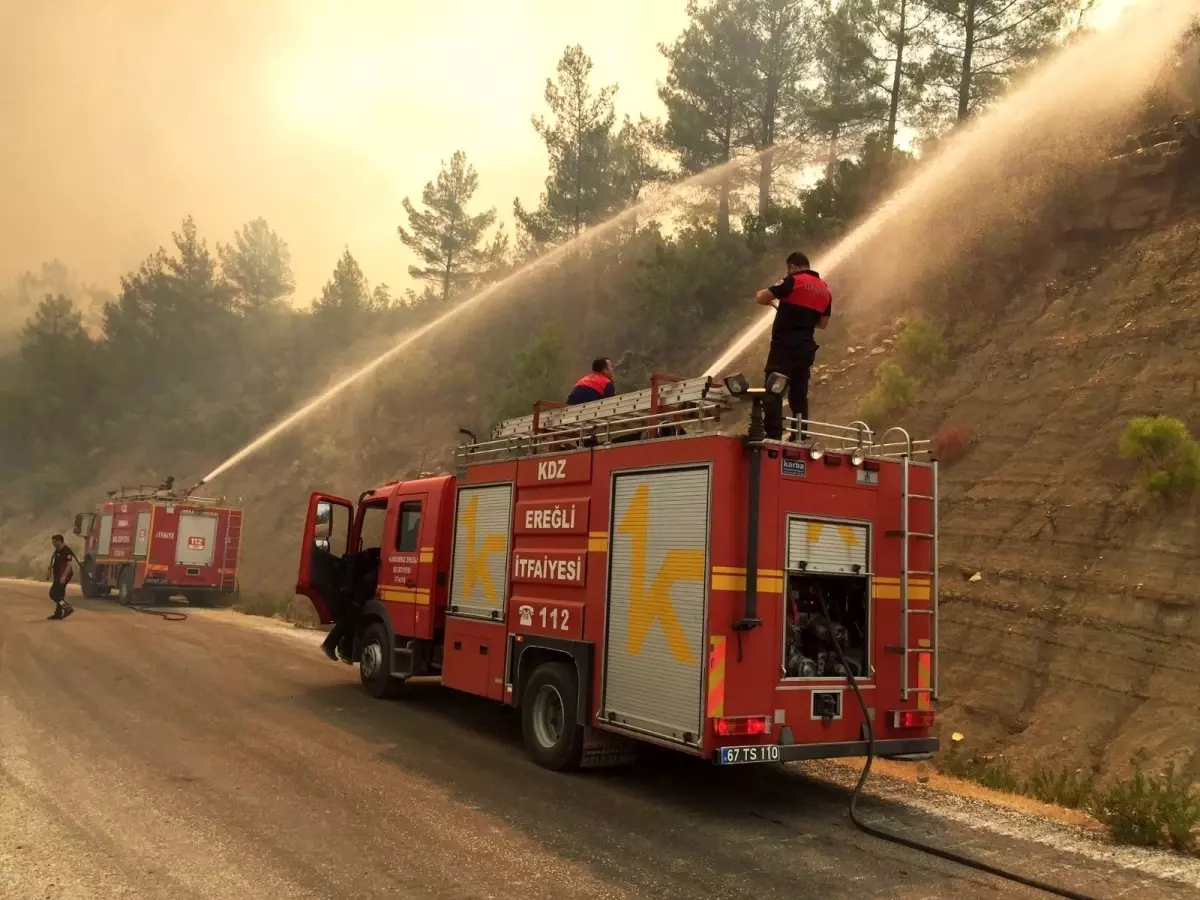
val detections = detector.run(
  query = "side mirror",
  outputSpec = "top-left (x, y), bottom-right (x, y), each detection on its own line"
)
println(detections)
top-left (72, 513), bottom-right (83, 536)
top-left (315, 537), bottom-right (331, 553)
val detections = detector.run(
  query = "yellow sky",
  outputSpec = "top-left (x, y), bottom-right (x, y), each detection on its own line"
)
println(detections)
top-left (0, 0), bottom-right (1140, 306)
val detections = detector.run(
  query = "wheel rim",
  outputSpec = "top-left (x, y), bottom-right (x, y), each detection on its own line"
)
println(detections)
top-left (361, 641), bottom-right (383, 680)
top-left (532, 684), bottom-right (565, 749)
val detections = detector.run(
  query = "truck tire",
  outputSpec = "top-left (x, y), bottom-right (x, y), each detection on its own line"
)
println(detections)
top-left (118, 567), bottom-right (135, 606)
top-left (359, 622), bottom-right (401, 700)
top-left (521, 662), bottom-right (584, 771)
top-left (80, 560), bottom-right (99, 599)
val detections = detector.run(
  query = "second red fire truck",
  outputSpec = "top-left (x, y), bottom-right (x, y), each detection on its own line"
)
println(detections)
top-left (296, 371), bottom-right (939, 770)
top-left (72, 483), bottom-right (244, 607)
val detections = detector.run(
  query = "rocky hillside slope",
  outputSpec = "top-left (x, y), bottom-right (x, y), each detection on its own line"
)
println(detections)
top-left (807, 119), bottom-right (1200, 780)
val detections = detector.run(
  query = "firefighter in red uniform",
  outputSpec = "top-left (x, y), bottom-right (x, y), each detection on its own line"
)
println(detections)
top-left (566, 357), bottom-right (616, 405)
top-left (754, 252), bottom-right (832, 441)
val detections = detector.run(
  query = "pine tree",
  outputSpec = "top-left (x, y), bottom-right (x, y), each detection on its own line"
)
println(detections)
top-left (397, 150), bottom-right (498, 302)
top-left (218, 218), bottom-right (296, 313)
top-left (514, 45), bottom-right (619, 246)
top-left (312, 248), bottom-right (372, 340)
top-left (811, 0), bottom-right (890, 176)
top-left (658, 0), bottom-right (759, 235)
top-left (742, 0), bottom-right (818, 221)
top-left (921, 0), bottom-right (1080, 124)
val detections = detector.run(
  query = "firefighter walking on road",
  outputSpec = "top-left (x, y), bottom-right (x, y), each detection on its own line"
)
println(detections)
top-left (754, 252), bottom-right (832, 441)
top-left (45, 534), bottom-right (78, 621)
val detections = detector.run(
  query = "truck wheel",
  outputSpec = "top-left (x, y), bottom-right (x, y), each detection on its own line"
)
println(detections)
top-left (359, 622), bottom-right (401, 700)
top-left (521, 662), bottom-right (584, 771)
top-left (187, 592), bottom-right (215, 608)
top-left (117, 568), bottom-right (134, 606)
top-left (80, 561), bottom-right (99, 599)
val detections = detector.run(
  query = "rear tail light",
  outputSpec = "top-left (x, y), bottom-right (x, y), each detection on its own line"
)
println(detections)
top-left (713, 715), bottom-right (772, 737)
top-left (890, 709), bottom-right (936, 729)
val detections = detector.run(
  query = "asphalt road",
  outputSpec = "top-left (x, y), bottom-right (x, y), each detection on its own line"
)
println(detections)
top-left (1, 580), bottom-right (1193, 900)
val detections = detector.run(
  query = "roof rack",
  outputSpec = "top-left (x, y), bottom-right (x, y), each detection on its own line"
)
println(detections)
top-left (105, 485), bottom-right (224, 505)
top-left (458, 371), bottom-right (934, 468)
top-left (780, 419), bottom-right (933, 461)
top-left (461, 373), bottom-right (733, 466)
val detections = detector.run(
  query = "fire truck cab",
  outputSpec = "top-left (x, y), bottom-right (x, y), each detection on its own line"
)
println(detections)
top-left (296, 372), bottom-right (940, 770)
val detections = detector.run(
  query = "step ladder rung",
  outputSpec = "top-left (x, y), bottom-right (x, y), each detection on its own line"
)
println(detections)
top-left (907, 687), bottom-right (935, 694)
top-left (885, 530), bottom-right (935, 540)
top-left (906, 569), bottom-right (935, 577)
top-left (906, 609), bottom-right (933, 615)
top-left (907, 493), bottom-right (934, 501)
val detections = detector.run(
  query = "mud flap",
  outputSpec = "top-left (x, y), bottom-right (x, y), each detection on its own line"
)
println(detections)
top-left (580, 726), bottom-right (638, 768)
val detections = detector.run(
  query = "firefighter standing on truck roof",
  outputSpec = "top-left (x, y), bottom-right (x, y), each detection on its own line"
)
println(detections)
top-left (566, 357), bottom-right (615, 405)
top-left (45, 534), bottom-right (77, 621)
top-left (755, 251), bottom-right (832, 441)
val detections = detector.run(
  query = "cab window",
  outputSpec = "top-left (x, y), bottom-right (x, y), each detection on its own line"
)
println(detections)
top-left (396, 501), bottom-right (422, 552)
top-left (358, 504), bottom-right (387, 552)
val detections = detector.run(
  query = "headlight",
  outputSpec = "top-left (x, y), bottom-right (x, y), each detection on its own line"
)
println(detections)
top-left (809, 442), bottom-right (825, 461)
top-left (851, 447), bottom-right (867, 466)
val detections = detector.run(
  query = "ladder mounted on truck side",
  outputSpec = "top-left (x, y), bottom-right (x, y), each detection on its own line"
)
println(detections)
top-left (879, 426), bottom-right (940, 704)
top-left (220, 509), bottom-right (243, 592)
top-left (460, 374), bottom-right (734, 466)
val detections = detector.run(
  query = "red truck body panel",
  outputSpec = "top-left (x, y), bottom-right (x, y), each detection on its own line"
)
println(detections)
top-left (297, 372), bottom-right (939, 768)
top-left (76, 491), bottom-right (243, 601)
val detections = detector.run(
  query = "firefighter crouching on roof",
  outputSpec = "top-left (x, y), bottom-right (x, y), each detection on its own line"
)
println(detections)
top-left (567, 357), bottom-right (615, 405)
top-left (754, 252), bottom-right (832, 441)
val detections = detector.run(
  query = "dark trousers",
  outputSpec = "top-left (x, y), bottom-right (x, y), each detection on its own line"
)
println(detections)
top-left (763, 341), bottom-right (817, 441)
top-left (49, 580), bottom-right (72, 611)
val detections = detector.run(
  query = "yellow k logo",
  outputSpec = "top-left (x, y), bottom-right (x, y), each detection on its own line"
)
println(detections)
top-left (460, 496), bottom-right (505, 604)
top-left (618, 484), bottom-right (704, 665)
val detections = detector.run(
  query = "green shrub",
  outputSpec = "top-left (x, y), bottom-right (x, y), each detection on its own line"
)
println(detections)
top-left (1089, 761), bottom-right (1200, 850)
top-left (1118, 415), bottom-right (1200, 500)
top-left (1026, 765), bottom-right (1095, 810)
top-left (859, 361), bottom-right (920, 425)
top-left (1152, 763), bottom-right (1200, 852)
top-left (896, 316), bottom-right (950, 376)
top-left (1090, 763), bottom-right (1168, 847)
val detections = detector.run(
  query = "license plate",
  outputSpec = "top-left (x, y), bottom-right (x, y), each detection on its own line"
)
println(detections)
top-left (718, 745), bottom-right (782, 765)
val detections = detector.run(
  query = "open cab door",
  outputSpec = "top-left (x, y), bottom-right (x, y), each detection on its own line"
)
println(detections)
top-left (297, 492), bottom-right (353, 625)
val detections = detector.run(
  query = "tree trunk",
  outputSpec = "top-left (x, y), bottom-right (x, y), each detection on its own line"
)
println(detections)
top-left (958, 1), bottom-right (976, 122)
top-left (887, 0), bottom-right (908, 155)
top-left (825, 126), bottom-right (840, 182)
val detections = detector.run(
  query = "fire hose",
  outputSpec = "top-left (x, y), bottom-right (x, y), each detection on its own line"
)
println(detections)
top-left (812, 590), bottom-right (1102, 900)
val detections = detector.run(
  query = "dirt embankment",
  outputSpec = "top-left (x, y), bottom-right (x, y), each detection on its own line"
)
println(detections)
top-left (810, 125), bottom-right (1200, 781)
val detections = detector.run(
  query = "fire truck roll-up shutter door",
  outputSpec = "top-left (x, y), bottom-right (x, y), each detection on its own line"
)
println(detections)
top-left (786, 518), bottom-right (869, 575)
top-left (603, 466), bottom-right (710, 747)
top-left (133, 511), bottom-right (151, 556)
top-left (450, 483), bottom-right (513, 620)
top-left (176, 513), bottom-right (218, 567)
top-left (98, 514), bottom-right (114, 555)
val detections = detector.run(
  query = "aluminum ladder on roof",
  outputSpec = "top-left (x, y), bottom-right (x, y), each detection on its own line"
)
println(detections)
top-left (882, 427), bottom-right (940, 703)
top-left (489, 375), bottom-right (729, 440)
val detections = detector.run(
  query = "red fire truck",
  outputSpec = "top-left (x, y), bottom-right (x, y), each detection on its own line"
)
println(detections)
top-left (295, 372), bottom-right (939, 770)
top-left (72, 484), bottom-right (244, 607)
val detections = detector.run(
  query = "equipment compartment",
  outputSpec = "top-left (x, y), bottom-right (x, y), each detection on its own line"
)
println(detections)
top-left (782, 573), bottom-right (870, 680)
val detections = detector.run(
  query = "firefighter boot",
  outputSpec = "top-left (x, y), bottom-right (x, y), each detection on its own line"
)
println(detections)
top-left (61, 603), bottom-right (75, 620)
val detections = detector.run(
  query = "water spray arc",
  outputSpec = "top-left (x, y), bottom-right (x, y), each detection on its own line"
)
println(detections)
top-left (705, 0), bottom-right (1200, 379)
top-left (199, 148), bottom-right (789, 485)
